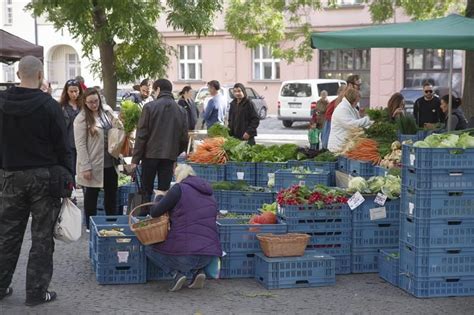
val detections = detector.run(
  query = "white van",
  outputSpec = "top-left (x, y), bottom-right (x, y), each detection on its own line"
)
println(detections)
top-left (277, 79), bottom-right (346, 128)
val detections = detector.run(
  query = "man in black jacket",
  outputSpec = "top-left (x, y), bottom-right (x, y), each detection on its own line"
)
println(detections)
top-left (0, 56), bottom-right (72, 306)
top-left (132, 79), bottom-right (188, 195)
top-left (413, 82), bottom-right (443, 127)
top-left (228, 83), bottom-right (260, 145)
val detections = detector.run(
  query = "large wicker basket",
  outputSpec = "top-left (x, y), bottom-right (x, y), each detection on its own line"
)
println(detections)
top-left (257, 233), bottom-right (310, 257)
top-left (129, 202), bottom-right (169, 245)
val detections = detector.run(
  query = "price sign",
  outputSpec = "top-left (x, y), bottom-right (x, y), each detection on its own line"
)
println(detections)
top-left (370, 207), bottom-right (387, 220)
top-left (347, 192), bottom-right (365, 210)
top-left (374, 193), bottom-right (388, 206)
top-left (117, 251), bottom-right (129, 263)
top-left (408, 202), bottom-right (415, 216)
top-left (409, 153), bottom-right (415, 166)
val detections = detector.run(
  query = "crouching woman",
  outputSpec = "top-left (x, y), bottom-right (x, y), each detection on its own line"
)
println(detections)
top-left (145, 164), bottom-right (222, 292)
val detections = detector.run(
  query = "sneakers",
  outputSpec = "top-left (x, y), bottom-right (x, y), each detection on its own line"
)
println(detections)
top-left (188, 270), bottom-right (206, 289)
top-left (25, 291), bottom-right (57, 306)
top-left (0, 287), bottom-right (13, 300)
top-left (168, 272), bottom-right (187, 292)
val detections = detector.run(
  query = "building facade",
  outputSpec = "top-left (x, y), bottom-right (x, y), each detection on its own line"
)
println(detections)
top-left (1, 0), bottom-right (464, 114)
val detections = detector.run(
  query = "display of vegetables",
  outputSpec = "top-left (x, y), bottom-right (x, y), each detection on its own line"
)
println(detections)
top-left (99, 228), bottom-right (126, 237)
top-left (414, 132), bottom-right (474, 149)
top-left (249, 211), bottom-right (277, 225)
top-left (291, 166), bottom-right (324, 174)
top-left (207, 124), bottom-right (230, 138)
top-left (314, 151), bottom-right (338, 162)
top-left (344, 138), bottom-right (382, 165)
top-left (188, 137), bottom-right (227, 164)
top-left (259, 202), bottom-right (277, 214)
top-left (211, 181), bottom-right (268, 192)
top-left (118, 174), bottom-right (132, 186)
top-left (347, 175), bottom-right (401, 199)
top-left (120, 100), bottom-right (142, 134)
top-left (276, 184), bottom-right (348, 208)
top-left (366, 108), bottom-right (390, 123)
top-left (379, 141), bottom-right (402, 169)
top-left (365, 121), bottom-right (398, 143)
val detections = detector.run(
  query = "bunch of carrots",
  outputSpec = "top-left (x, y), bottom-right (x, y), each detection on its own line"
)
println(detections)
top-left (345, 138), bottom-right (382, 165)
top-left (188, 137), bottom-right (228, 164)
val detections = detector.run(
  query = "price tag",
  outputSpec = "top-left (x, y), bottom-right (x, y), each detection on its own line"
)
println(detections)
top-left (347, 192), bottom-right (365, 210)
top-left (117, 251), bottom-right (129, 263)
top-left (374, 193), bottom-right (388, 206)
top-left (408, 202), bottom-right (415, 216)
top-left (299, 180), bottom-right (306, 186)
top-left (409, 153), bottom-right (415, 166)
top-left (370, 207), bottom-right (387, 220)
top-left (236, 172), bottom-right (245, 180)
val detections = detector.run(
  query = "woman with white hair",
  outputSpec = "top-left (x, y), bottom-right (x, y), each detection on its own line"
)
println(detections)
top-left (145, 164), bottom-right (222, 292)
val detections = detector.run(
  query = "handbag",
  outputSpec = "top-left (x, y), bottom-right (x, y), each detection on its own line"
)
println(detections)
top-left (108, 126), bottom-right (126, 159)
top-left (127, 167), bottom-right (149, 216)
top-left (54, 198), bottom-right (82, 243)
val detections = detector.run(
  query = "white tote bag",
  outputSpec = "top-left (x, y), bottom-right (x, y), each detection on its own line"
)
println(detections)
top-left (54, 198), bottom-right (82, 243)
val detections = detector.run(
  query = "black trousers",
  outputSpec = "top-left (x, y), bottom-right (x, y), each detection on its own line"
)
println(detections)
top-left (0, 168), bottom-right (61, 300)
top-left (141, 158), bottom-right (174, 195)
top-left (83, 167), bottom-right (118, 229)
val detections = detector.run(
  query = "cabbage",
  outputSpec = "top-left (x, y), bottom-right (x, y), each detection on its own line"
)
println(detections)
top-left (367, 176), bottom-right (385, 194)
top-left (413, 141), bottom-right (430, 148)
top-left (457, 133), bottom-right (474, 149)
top-left (348, 177), bottom-right (368, 193)
top-left (438, 134), bottom-right (459, 148)
top-left (381, 175), bottom-right (401, 199)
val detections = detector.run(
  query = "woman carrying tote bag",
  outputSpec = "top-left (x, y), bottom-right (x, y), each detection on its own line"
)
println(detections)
top-left (74, 88), bottom-right (124, 231)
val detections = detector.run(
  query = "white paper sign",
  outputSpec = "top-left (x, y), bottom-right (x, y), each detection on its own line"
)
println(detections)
top-left (347, 192), bottom-right (365, 210)
top-left (374, 193), bottom-right (388, 206)
top-left (409, 154), bottom-right (415, 166)
top-left (117, 251), bottom-right (129, 263)
top-left (236, 172), bottom-right (245, 180)
top-left (370, 207), bottom-right (387, 220)
top-left (408, 202), bottom-right (415, 216)
top-left (299, 180), bottom-right (306, 186)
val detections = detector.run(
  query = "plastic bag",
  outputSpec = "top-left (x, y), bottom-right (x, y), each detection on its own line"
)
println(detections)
top-left (54, 198), bottom-right (82, 243)
top-left (108, 127), bottom-right (126, 158)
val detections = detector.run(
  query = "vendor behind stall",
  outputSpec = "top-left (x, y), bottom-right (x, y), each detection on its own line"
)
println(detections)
top-left (145, 164), bottom-right (222, 292)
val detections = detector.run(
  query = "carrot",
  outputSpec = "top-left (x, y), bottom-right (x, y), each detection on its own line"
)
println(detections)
top-left (188, 137), bottom-right (228, 164)
top-left (344, 138), bottom-right (382, 165)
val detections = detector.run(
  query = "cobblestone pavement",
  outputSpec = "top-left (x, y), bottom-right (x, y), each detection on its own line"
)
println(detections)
top-left (2, 167), bottom-right (474, 314)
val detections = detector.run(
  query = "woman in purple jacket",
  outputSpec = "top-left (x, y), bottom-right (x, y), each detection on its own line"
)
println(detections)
top-left (145, 164), bottom-right (222, 292)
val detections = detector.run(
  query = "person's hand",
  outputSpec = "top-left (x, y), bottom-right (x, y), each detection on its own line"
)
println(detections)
top-left (359, 108), bottom-right (366, 117)
top-left (130, 163), bottom-right (137, 170)
top-left (392, 108), bottom-right (404, 117)
top-left (424, 123), bottom-right (436, 129)
top-left (242, 132), bottom-right (250, 140)
top-left (154, 190), bottom-right (167, 197)
top-left (82, 170), bottom-right (92, 180)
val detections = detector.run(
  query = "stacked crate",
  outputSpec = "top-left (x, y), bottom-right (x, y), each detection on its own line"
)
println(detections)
top-left (399, 144), bottom-right (474, 297)
top-left (216, 190), bottom-right (276, 214)
top-left (278, 203), bottom-right (352, 274)
top-left (255, 162), bottom-right (288, 187)
top-left (288, 160), bottom-right (338, 186)
top-left (186, 162), bottom-right (226, 182)
top-left (225, 162), bottom-right (257, 185)
top-left (274, 169), bottom-right (331, 192)
top-left (217, 218), bottom-right (287, 278)
top-left (351, 197), bottom-right (401, 273)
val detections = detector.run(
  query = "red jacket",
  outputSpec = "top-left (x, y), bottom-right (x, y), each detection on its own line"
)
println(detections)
top-left (325, 100), bottom-right (337, 121)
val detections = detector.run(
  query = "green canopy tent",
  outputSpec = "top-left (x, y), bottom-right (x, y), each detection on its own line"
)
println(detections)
top-left (310, 14), bottom-right (474, 130)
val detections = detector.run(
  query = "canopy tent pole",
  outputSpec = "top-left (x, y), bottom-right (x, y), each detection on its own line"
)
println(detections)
top-left (447, 49), bottom-right (454, 131)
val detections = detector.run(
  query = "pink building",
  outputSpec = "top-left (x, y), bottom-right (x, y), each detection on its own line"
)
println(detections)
top-left (159, 3), bottom-right (464, 114)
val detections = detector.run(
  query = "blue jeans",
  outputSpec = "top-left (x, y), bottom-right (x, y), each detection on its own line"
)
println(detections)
top-left (321, 121), bottom-right (331, 149)
top-left (145, 247), bottom-right (213, 276)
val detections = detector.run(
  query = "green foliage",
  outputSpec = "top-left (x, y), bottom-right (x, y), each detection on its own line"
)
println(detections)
top-left (366, 108), bottom-right (390, 123)
top-left (396, 115), bottom-right (418, 135)
top-left (314, 151), bottom-right (337, 162)
top-left (120, 100), bottom-right (142, 133)
top-left (208, 124), bottom-right (230, 138)
top-left (365, 122), bottom-right (398, 143)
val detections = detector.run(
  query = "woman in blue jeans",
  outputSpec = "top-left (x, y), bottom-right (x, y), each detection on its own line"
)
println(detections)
top-left (145, 164), bottom-right (222, 292)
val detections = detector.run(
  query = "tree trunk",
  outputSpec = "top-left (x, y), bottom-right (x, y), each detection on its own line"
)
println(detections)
top-left (462, 0), bottom-right (474, 121)
top-left (92, 3), bottom-right (117, 109)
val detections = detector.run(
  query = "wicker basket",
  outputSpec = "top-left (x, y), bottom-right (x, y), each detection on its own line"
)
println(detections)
top-left (257, 233), bottom-right (310, 257)
top-left (129, 202), bottom-right (169, 245)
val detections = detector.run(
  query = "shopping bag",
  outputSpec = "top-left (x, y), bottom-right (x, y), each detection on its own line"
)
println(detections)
top-left (108, 127), bottom-right (126, 158)
top-left (54, 198), bottom-right (82, 243)
top-left (204, 256), bottom-right (222, 279)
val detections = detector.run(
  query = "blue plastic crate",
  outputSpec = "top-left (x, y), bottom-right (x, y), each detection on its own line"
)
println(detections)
top-left (334, 254), bottom-right (351, 275)
top-left (352, 197), bottom-right (400, 224)
top-left (400, 242), bottom-right (474, 278)
top-left (255, 162), bottom-right (288, 187)
top-left (352, 222), bottom-right (399, 249)
top-left (399, 272), bottom-right (474, 298)
top-left (95, 261), bottom-right (146, 284)
top-left (351, 248), bottom-right (379, 273)
top-left (254, 251), bottom-right (335, 289)
top-left (337, 156), bottom-right (349, 172)
top-left (398, 133), bottom-right (418, 143)
top-left (283, 216), bottom-right (351, 233)
top-left (288, 161), bottom-right (338, 186)
top-left (401, 187), bottom-right (474, 220)
top-left (400, 215), bottom-right (474, 249)
top-left (217, 190), bottom-right (275, 213)
top-left (274, 169), bottom-right (330, 191)
top-left (402, 144), bottom-right (474, 170)
top-left (225, 162), bottom-right (257, 185)
top-left (146, 259), bottom-right (173, 281)
top-left (305, 230), bottom-right (352, 253)
top-left (278, 203), bottom-right (352, 221)
top-left (347, 159), bottom-right (375, 178)
top-left (378, 248), bottom-right (399, 287)
top-left (374, 166), bottom-right (389, 177)
top-left (118, 183), bottom-right (137, 208)
top-left (220, 252), bottom-right (256, 278)
top-left (187, 162), bottom-right (225, 182)
top-left (217, 218), bottom-right (287, 253)
top-left (403, 167), bottom-right (474, 191)
top-left (90, 216), bottom-right (132, 262)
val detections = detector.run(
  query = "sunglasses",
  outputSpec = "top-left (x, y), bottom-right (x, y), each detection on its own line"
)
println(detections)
top-left (66, 79), bottom-right (79, 86)
top-left (424, 90), bottom-right (433, 94)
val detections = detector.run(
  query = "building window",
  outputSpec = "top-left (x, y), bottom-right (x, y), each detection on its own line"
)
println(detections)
top-left (4, 0), bottom-right (13, 25)
top-left (319, 48), bottom-right (370, 106)
top-left (66, 53), bottom-right (81, 79)
top-left (178, 45), bottom-right (202, 81)
top-left (253, 45), bottom-right (280, 80)
top-left (2, 64), bottom-right (15, 82)
top-left (404, 49), bottom-right (463, 95)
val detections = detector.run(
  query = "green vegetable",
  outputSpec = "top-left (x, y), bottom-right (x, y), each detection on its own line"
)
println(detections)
top-left (367, 176), bottom-right (385, 193)
top-left (366, 108), bottom-right (390, 122)
top-left (413, 140), bottom-right (430, 148)
top-left (211, 181), bottom-right (269, 192)
top-left (381, 175), bottom-right (401, 199)
top-left (396, 115), bottom-right (418, 135)
top-left (118, 174), bottom-right (132, 186)
top-left (120, 100), bottom-right (142, 134)
top-left (388, 168), bottom-right (401, 177)
top-left (314, 151), bottom-right (337, 162)
top-left (208, 124), bottom-right (230, 138)
top-left (456, 133), bottom-right (474, 149)
top-left (347, 177), bottom-right (369, 194)
top-left (347, 175), bottom-right (401, 199)
top-left (365, 122), bottom-right (398, 143)
top-left (259, 202), bottom-right (277, 214)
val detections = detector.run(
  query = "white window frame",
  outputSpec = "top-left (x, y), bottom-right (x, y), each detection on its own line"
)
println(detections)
top-left (178, 45), bottom-right (202, 81)
top-left (66, 53), bottom-right (81, 79)
top-left (252, 45), bottom-right (280, 80)
top-left (4, 0), bottom-right (13, 25)
top-left (3, 64), bottom-right (15, 82)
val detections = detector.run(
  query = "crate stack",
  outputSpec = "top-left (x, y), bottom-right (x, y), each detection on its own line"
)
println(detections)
top-left (274, 169), bottom-right (331, 192)
top-left (278, 204), bottom-right (352, 274)
top-left (399, 144), bottom-right (474, 297)
top-left (186, 162), bottom-right (226, 182)
top-left (217, 218), bottom-right (287, 278)
top-left (288, 160), bottom-right (338, 186)
top-left (217, 190), bottom-right (276, 214)
top-left (351, 197), bottom-right (401, 273)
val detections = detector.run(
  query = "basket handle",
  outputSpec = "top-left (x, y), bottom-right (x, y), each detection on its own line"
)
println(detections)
top-left (128, 202), bottom-right (156, 227)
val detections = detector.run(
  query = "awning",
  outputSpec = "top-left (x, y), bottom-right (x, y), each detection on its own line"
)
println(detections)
top-left (0, 30), bottom-right (44, 64)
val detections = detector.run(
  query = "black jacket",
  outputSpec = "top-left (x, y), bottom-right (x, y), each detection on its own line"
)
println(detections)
top-left (132, 91), bottom-right (188, 163)
top-left (413, 96), bottom-right (443, 127)
top-left (0, 87), bottom-right (72, 172)
top-left (228, 97), bottom-right (259, 141)
top-left (178, 98), bottom-right (199, 130)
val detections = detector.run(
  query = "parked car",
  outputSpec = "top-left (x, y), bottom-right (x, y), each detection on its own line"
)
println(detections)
top-left (400, 86), bottom-right (457, 114)
top-left (277, 79), bottom-right (346, 128)
top-left (194, 84), bottom-right (268, 120)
